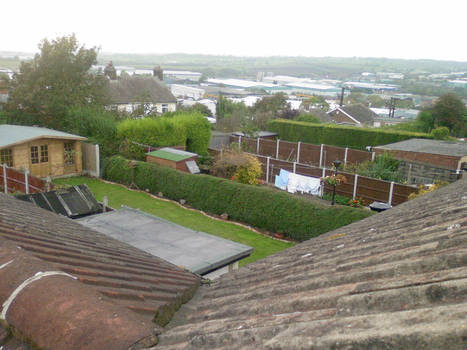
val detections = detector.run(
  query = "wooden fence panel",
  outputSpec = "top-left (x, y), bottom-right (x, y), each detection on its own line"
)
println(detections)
top-left (347, 149), bottom-right (372, 164)
top-left (278, 140), bottom-right (298, 162)
top-left (299, 143), bottom-right (321, 166)
top-left (258, 138), bottom-right (277, 158)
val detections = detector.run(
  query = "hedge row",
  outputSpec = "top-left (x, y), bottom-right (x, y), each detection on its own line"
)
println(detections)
top-left (117, 112), bottom-right (211, 159)
top-left (268, 119), bottom-right (433, 150)
top-left (103, 156), bottom-right (372, 242)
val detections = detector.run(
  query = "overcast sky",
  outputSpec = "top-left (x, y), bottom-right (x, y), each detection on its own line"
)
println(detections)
top-left (2, 0), bottom-right (466, 61)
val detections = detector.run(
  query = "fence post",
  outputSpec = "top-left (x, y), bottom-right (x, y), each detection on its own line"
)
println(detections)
top-left (297, 142), bottom-right (301, 163)
top-left (103, 196), bottom-right (108, 212)
top-left (388, 181), bottom-right (394, 206)
top-left (2, 164), bottom-right (7, 194)
top-left (238, 136), bottom-right (242, 149)
top-left (95, 144), bottom-right (101, 178)
top-left (344, 147), bottom-right (348, 165)
top-left (320, 167), bottom-right (326, 197)
top-left (293, 162), bottom-right (296, 173)
top-left (256, 137), bottom-right (260, 154)
top-left (25, 169), bottom-right (29, 194)
top-left (276, 139), bottom-right (280, 159)
top-left (353, 174), bottom-right (359, 200)
top-left (372, 151), bottom-right (376, 162)
top-left (319, 144), bottom-right (324, 168)
top-left (266, 157), bottom-right (270, 183)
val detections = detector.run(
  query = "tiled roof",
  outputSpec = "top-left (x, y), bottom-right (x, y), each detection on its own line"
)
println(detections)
top-left (329, 103), bottom-right (378, 124)
top-left (107, 76), bottom-right (177, 104)
top-left (156, 177), bottom-right (467, 349)
top-left (375, 138), bottom-right (467, 157)
top-left (0, 193), bottom-right (200, 350)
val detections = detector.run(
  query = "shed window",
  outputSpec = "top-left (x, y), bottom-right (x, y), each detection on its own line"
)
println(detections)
top-left (162, 104), bottom-right (168, 113)
top-left (31, 146), bottom-right (39, 164)
top-left (64, 142), bottom-right (75, 165)
top-left (0, 149), bottom-right (13, 167)
top-left (40, 145), bottom-right (49, 163)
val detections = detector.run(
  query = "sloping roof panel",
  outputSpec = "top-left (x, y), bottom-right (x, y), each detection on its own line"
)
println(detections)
top-left (156, 177), bottom-right (467, 349)
top-left (0, 193), bottom-right (200, 349)
top-left (0, 124), bottom-right (87, 149)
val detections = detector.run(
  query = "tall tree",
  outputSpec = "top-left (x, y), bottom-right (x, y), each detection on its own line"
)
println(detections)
top-left (431, 93), bottom-right (465, 136)
top-left (104, 61), bottom-right (117, 80)
top-left (6, 34), bottom-right (108, 129)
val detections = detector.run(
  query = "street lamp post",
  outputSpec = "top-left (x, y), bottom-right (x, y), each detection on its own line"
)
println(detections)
top-left (331, 159), bottom-right (342, 206)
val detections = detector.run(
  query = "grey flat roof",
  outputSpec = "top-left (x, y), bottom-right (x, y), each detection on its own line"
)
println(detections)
top-left (77, 206), bottom-right (253, 275)
top-left (375, 138), bottom-right (467, 157)
top-left (0, 124), bottom-right (86, 149)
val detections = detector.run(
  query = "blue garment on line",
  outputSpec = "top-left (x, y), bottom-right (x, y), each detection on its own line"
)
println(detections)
top-left (275, 169), bottom-right (290, 190)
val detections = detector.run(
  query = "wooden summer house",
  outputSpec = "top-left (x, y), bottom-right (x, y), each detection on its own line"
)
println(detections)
top-left (146, 147), bottom-right (200, 173)
top-left (0, 124), bottom-right (87, 178)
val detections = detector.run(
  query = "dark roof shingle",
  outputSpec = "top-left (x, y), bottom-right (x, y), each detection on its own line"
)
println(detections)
top-left (156, 177), bottom-right (467, 349)
top-left (107, 76), bottom-right (177, 104)
top-left (0, 194), bottom-right (199, 350)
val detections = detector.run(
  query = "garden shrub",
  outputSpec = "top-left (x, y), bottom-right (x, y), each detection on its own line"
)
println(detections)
top-left (104, 155), bottom-right (373, 241)
top-left (268, 119), bottom-right (433, 150)
top-left (211, 148), bottom-right (262, 184)
top-left (117, 112), bottom-right (211, 160)
top-left (343, 152), bottom-right (404, 183)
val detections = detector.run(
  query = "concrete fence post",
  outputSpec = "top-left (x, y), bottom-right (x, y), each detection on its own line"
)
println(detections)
top-left (95, 144), bottom-right (101, 178)
top-left (353, 174), bottom-right (359, 200)
top-left (293, 162), bottom-right (296, 173)
top-left (297, 142), bottom-right (301, 163)
top-left (256, 138), bottom-right (260, 154)
top-left (372, 151), bottom-right (376, 162)
top-left (319, 144), bottom-right (324, 168)
top-left (276, 139), bottom-right (280, 159)
top-left (388, 181), bottom-right (395, 206)
top-left (238, 136), bottom-right (242, 149)
top-left (344, 147), bottom-right (348, 165)
top-left (320, 167), bottom-right (326, 197)
top-left (266, 157), bottom-right (270, 183)
top-left (3, 164), bottom-right (7, 194)
top-left (103, 196), bottom-right (108, 212)
top-left (25, 169), bottom-right (29, 194)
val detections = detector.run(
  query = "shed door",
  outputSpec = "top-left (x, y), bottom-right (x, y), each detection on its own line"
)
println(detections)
top-left (29, 144), bottom-right (50, 178)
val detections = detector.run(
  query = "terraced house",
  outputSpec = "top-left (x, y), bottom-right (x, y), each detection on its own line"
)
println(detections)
top-left (0, 176), bottom-right (466, 349)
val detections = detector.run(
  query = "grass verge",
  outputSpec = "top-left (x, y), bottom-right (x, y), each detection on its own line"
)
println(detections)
top-left (54, 176), bottom-right (294, 266)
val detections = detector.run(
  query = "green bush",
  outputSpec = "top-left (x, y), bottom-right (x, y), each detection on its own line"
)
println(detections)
top-left (64, 105), bottom-right (119, 158)
top-left (117, 112), bottom-right (211, 159)
top-left (104, 155), bottom-right (372, 241)
top-left (268, 119), bottom-right (433, 150)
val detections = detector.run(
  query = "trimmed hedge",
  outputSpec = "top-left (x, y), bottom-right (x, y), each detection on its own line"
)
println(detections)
top-left (268, 119), bottom-right (433, 150)
top-left (117, 112), bottom-right (211, 159)
top-left (103, 156), bottom-right (372, 242)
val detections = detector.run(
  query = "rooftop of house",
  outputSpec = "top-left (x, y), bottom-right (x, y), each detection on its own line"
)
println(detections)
top-left (107, 76), bottom-right (177, 105)
top-left (375, 138), bottom-right (467, 157)
top-left (146, 148), bottom-right (198, 162)
top-left (77, 206), bottom-right (253, 276)
top-left (0, 124), bottom-right (86, 149)
top-left (0, 193), bottom-right (199, 350)
top-left (1, 176), bottom-right (466, 349)
top-left (156, 176), bottom-right (467, 349)
top-left (329, 103), bottom-right (378, 124)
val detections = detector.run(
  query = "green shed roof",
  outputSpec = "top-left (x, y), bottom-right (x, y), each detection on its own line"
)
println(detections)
top-left (147, 148), bottom-right (198, 162)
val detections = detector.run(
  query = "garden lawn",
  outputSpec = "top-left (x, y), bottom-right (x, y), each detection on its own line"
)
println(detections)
top-left (54, 177), bottom-right (294, 266)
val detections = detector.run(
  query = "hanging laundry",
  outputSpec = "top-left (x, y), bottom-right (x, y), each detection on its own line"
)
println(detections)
top-left (287, 173), bottom-right (321, 195)
top-left (274, 169), bottom-right (290, 190)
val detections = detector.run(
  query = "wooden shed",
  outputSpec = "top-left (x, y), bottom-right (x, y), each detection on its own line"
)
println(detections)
top-left (0, 124), bottom-right (87, 178)
top-left (146, 147), bottom-right (200, 173)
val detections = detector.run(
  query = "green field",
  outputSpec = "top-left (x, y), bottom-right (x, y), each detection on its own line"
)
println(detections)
top-left (54, 176), bottom-right (294, 266)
